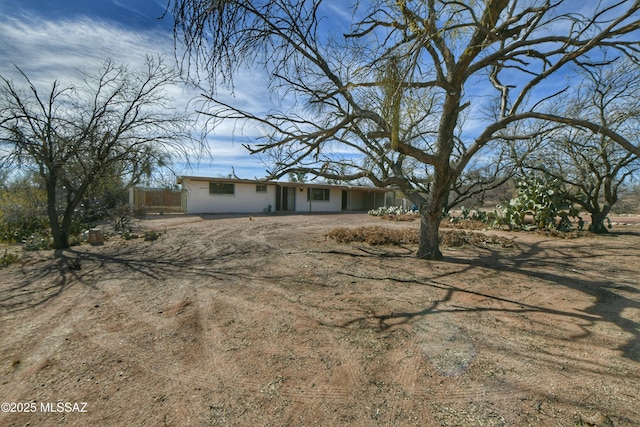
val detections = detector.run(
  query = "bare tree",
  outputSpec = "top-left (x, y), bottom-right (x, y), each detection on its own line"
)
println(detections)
top-left (521, 58), bottom-right (640, 232)
top-left (171, 0), bottom-right (640, 259)
top-left (446, 138), bottom-right (519, 212)
top-left (0, 56), bottom-right (195, 249)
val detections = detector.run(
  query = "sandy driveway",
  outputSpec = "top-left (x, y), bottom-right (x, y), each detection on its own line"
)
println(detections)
top-left (1, 213), bottom-right (639, 426)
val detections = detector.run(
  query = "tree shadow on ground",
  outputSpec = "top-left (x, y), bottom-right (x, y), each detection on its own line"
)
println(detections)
top-left (2, 230), bottom-right (638, 364)
top-left (454, 241), bottom-right (640, 362)
top-left (0, 250), bottom-right (84, 312)
top-left (0, 242), bottom-right (299, 313)
top-left (328, 238), bottom-right (639, 362)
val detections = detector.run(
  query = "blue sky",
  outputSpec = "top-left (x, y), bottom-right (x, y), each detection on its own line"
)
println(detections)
top-left (1, 1), bottom-right (637, 185)
top-left (0, 0), bottom-right (272, 182)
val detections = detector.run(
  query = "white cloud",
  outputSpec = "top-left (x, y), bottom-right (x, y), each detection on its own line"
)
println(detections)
top-left (0, 16), bottom-right (171, 85)
top-left (0, 14), bottom-right (272, 179)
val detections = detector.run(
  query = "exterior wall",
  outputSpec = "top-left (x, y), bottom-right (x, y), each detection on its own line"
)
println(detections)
top-left (183, 179), bottom-right (275, 214)
top-left (180, 176), bottom-right (389, 214)
top-left (293, 186), bottom-right (343, 212)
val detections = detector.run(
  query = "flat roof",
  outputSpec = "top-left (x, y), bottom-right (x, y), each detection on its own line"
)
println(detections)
top-left (177, 175), bottom-right (390, 192)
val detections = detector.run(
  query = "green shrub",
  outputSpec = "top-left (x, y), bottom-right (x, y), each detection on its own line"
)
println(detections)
top-left (0, 213), bottom-right (50, 243)
top-left (123, 231), bottom-right (140, 240)
top-left (0, 177), bottom-right (49, 243)
top-left (143, 230), bottom-right (160, 241)
top-left (451, 206), bottom-right (489, 223)
top-left (23, 232), bottom-right (53, 251)
top-left (492, 175), bottom-right (581, 231)
top-left (68, 234), bottom-right (84, 247)
top-left (0, 249), bottom-right (20, 268)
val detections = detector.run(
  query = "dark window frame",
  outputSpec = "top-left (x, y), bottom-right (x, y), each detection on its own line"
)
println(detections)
top-left (307, 188), bottom-right (330, 201)
top-left (209, 182), bottom-right (235, 195)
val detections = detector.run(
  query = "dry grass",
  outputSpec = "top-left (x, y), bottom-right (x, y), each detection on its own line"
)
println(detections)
top-left (378, 214), bottom-right (418, 222)
top-left (326, 226), bottom-right (515, 248)
top-left (444, 219), bottom-right (488, 230)
top-left (534, 229), bottom-right (593, 239)
top-left (327, 226), bottom-right (417, 245)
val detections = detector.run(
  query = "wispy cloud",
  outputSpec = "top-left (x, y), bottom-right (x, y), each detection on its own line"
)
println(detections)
top-left (0, 16), bottom-right (172, 85)
top-left (0, 13), bottom-right (273, 179)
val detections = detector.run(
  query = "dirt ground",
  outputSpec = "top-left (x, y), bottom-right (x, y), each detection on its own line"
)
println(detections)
top-left (1, 213), bottom-right (639, 426)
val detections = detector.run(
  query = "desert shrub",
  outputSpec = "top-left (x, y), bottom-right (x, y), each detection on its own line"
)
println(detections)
top-left (438, 230), bottom-right (515, 248)
top-left (0, 214), bottom-right (50, 243)
top-left (447, 206), bottom-right (492, 230)
top-left (23, 232), bottom-right (53, 251)
top-left (68, 234), bottom-right (84, 247)
top-left (0, 249), bottom-right (20, 268)
top-left (534, 229), bottom-right (592, 239)
top-left (0, 195), bottom-right (92, 248)
top-left (122, 231), bottom-right (140, 240)
top-left (328, 226), bottom-right (417, 245)
top-left (444, 219), bottom-right (488, 230)
top-left (0, 181), bottom-right (49, 243)
top-left (108, 203), bottom-right (131, 231)
top-left (143, 230), bottom-right (160, 241)
top-left (451, 206), bottom-right (490, 223)
top-left (71, 217), bottom-right (96, 238)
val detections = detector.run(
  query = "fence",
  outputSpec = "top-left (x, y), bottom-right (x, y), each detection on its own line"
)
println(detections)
top-left (130, 187), bottom-right (186, 214)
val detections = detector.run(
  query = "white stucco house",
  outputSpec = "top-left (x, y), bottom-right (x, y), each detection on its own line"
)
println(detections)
top-left (177, 176), bottom-right (392, 214)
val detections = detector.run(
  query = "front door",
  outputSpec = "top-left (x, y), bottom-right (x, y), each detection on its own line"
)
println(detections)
top-left (281, 187), bottom-right (296, 211)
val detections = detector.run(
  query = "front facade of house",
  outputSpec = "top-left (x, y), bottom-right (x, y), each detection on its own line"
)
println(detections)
top-left (177, 176), bottom-right (391, 214)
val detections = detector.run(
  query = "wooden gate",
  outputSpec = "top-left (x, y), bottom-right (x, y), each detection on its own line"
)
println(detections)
top-left (131, 187), bottom-right (186, 214)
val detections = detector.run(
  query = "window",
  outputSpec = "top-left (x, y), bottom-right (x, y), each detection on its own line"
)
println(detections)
top-left (256, 184), bottom-right (268, 193)
top-left (209, 182), bottom-right (235, 195)
top-left (307, 188), bottom-right (330, 201)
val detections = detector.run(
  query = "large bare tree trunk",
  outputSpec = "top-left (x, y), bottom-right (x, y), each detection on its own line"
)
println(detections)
top-left (417, 202), bottom-right (443, 260)
top-left (589, 206), bottom-right (611, 233)
top-left (416, 167), bottom-right (452, 260)
top-left (45, 174), bottom-right (70, 249)
top-left (51, 226), bottom-right (70, 250)
top-left (45, 177), bottom-right (70, 249)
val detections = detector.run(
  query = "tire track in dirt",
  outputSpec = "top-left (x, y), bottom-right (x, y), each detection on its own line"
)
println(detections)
top-left (0, 281), bottom-right (133, 426)
top-left (382, 343), bottom-right (424, 426)
top-left (72, 285), bottom-right (166, 423)
top-left (181, 279), bottom-right (374, 415)
top-left (77, 286), bottom-right (229, 425)
top-left (177, 287), bottom-right (264, 393)
top-left (1, 282), bottom-right (93, 397)
top-left (277, 333), bottom-right (368, 405)
top-left (3, 214), bottom-right (638, 426)
top-left (132, 282), bottom-right (283, 393)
